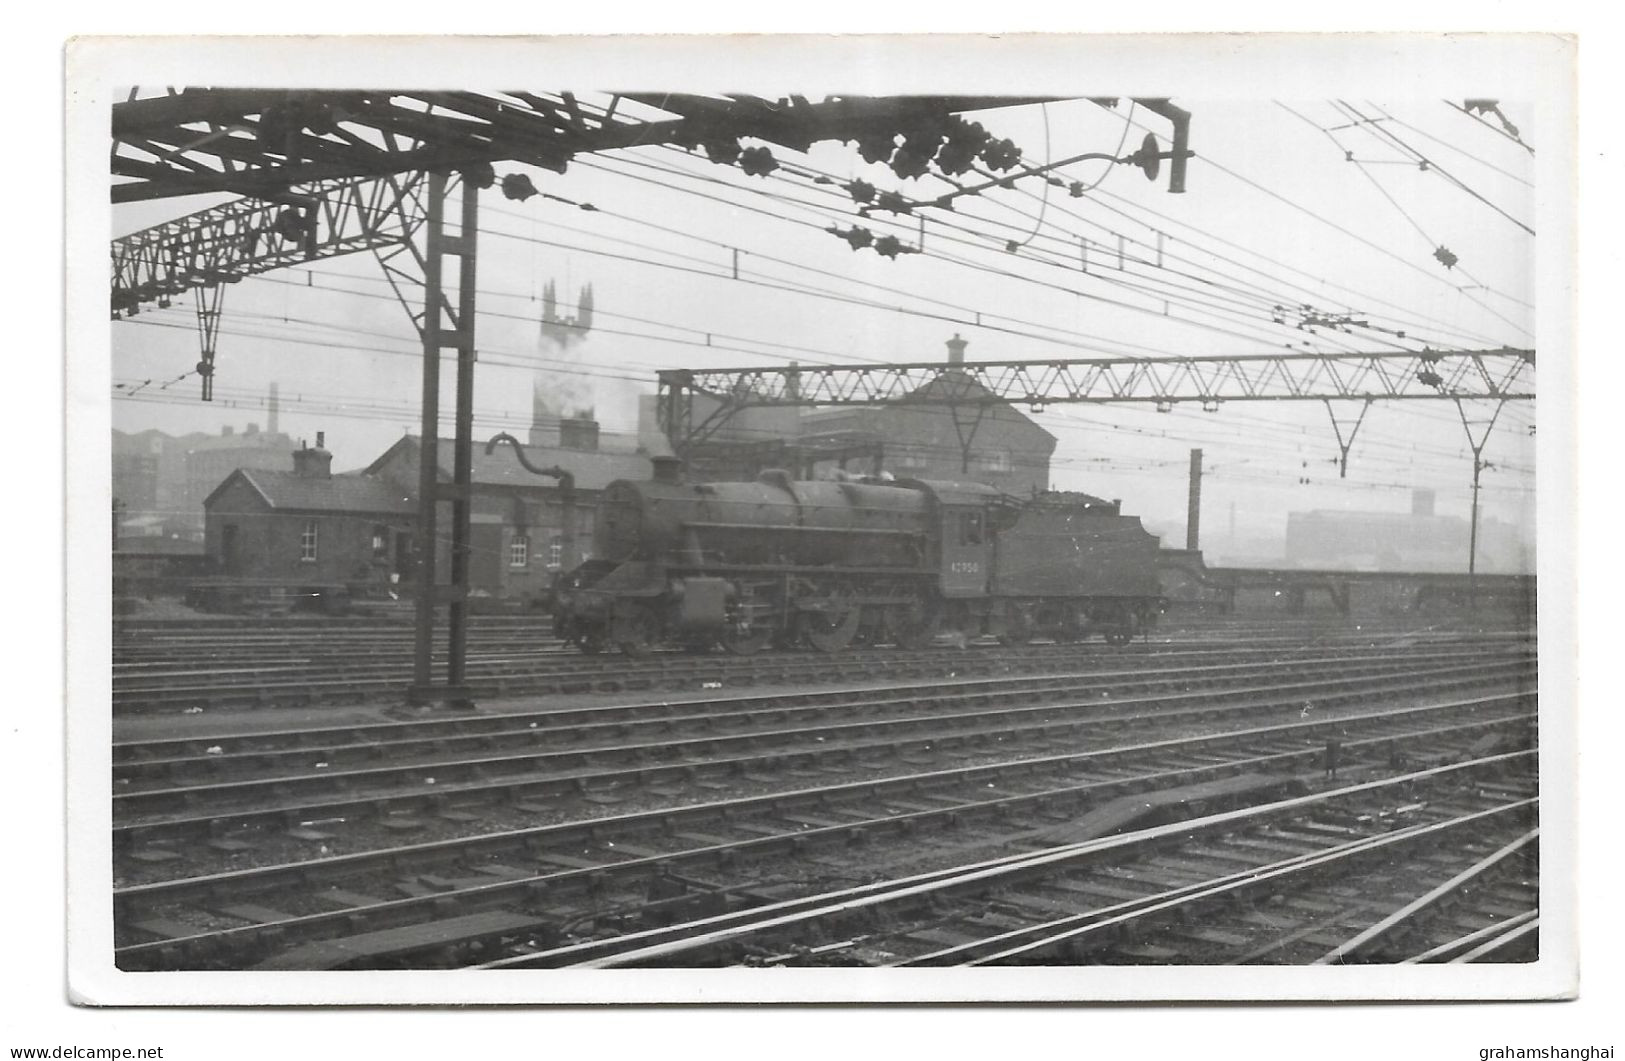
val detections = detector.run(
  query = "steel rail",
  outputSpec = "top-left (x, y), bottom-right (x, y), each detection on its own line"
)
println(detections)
top-left (113, 706), bottom-right (1534, 968)
top-left (114, 647), bottom-right (1529, 779)
top-left (1398, 908), bottom-right (1540, 964)
top-left (494, 754), bottom-right (1535, 968)
top-left (1313, 827), bottom-right (1538, 964)
top-left (1452, 917), bottom-right (1541, 962)
top-left (908, 800), bottom-right (1537, 968)
top-left (113, 661), bottom-right (1534, 833)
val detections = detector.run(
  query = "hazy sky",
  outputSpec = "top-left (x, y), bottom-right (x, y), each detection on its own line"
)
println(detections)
top-left (109, 65), bottom-right (1543, 551)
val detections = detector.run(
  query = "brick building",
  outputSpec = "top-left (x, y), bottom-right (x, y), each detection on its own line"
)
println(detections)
top-left (200, 415), bottom-right (654, 604)
top-left (365, 420), bottom-right (651, 601)
top-left (798, 336), bottom-right (1056, 495)
top-left (646, 336), bottom-right (1058, 492)
top-left (202, 437), bottom-right (414, 593)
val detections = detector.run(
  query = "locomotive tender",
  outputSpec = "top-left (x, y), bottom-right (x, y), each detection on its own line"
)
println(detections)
top-left (553, 457), bottom-right (1163, 655)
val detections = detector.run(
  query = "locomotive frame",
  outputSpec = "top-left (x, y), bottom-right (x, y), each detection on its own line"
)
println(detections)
top-left (552, 461), bottom-right (1165, 656)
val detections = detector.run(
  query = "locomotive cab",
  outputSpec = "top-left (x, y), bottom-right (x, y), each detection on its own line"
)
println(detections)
top-left (897, 479), bottom-right (1004, 598)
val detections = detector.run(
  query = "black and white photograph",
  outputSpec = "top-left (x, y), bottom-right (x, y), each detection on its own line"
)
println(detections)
top-left (60, 31), bottom-right (1585, 1019)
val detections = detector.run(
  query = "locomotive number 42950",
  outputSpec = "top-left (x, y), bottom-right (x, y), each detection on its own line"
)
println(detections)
top-left (949, 561), bottom-right (982, 574)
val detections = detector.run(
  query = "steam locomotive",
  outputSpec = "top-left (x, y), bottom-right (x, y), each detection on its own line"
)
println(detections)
top-left (552, 457), bottom-right (1164, 655)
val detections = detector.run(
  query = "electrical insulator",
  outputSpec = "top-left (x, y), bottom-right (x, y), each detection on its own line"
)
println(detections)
top-left (935, 139), bottom-right (979, 176)
top-left (272, 208), bottom-right (309, 243)
top-left (875, 191), bottom-right (913, 215)
top-left (890, 147), bottom-right (931, 179)
top-left (979, 137), bottom-right (1022, 171)
top-left (460, 161), bottom-right (496, 189)
top-left (1433, 245), bottom-right (1458, 269)
top-left (1127, 133), bottom-right (1162, 181)
top-left (739, 146), bottom-right (778, 177)
top-left (703, 139), bottom-right (742, 166)
top-left (827, 225), bottom-right (872, 251)
top-left (856, 133), bottom-right (897, 165)
top-left (500, 173), bottom-right (538, 201)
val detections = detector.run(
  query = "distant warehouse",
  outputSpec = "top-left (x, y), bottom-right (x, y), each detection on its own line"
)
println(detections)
top-left (1284, 489), bottom-right (1531, 573)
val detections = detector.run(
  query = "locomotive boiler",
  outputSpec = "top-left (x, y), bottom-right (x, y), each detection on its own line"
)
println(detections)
top-left (553, 458), bottom-right (1163, 655)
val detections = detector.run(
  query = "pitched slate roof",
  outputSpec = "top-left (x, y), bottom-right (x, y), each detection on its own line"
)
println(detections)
top-left (367, 436), bottom-right (653, 493)
top-left (801, 370), bottom-right (1057, 446)
top-left (209, 469), bottom-right (416, 514)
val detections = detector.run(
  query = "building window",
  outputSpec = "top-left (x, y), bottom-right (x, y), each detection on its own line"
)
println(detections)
top-left (510, 533), bottom-right (529, 568)
top-left (371, 525), bottom-right (390, 560)
top-left (549, 541), bottom-right (564, 569)
top-left (973, 450), bottom-right (1012, 473)
top-left (300, 519), bottom-right (318, 562)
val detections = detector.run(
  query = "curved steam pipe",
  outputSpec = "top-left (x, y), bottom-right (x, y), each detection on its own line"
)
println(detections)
top-left (485, 432), bottom-right (576, 492)
top-left (486, 432), bottom-right (576, 571)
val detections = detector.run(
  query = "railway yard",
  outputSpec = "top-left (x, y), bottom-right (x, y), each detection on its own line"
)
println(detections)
top-left (109, 608), bottom-right (1539, 973)
top-left (92, 81), bottom-right (1557, 1018)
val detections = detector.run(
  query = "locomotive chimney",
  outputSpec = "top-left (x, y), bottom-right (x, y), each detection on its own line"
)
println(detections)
top-left (651, 455), bottom-right (683, 484)
top-left (560, 414), bottom-right (600, 452)
top-left (945, 333), bottom-right (968, 366)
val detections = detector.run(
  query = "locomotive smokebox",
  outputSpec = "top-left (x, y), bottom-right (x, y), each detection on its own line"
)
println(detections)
top-left (651, 455), bottom-right (683, 484)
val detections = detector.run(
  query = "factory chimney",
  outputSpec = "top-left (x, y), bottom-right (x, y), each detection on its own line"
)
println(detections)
top-left (1412, 488), bottom-right (1436, 518)
top-left (268, 381), bottom-right (280, 436)
top-left (945, 333), bottom-right (968, 366)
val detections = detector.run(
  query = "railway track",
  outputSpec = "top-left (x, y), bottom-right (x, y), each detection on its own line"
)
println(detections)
top-left (111, 616), bottom-right (1533, 712)
top-left (113, 659), bottom-right (1535, 970)
top-left (483, 754), bottom-right (1537, 969)
top-left (112, 645), bottom-right (1533, 849)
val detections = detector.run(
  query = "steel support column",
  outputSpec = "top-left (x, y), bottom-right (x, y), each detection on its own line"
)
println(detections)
top-left (1455, 398), bottom-right (1508, 584)
top-left (409, 171), bottom-right (480, 708)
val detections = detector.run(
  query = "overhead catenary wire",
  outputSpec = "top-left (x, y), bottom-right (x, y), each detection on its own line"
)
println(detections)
top-left (627, 132), bottom-right (1524, 357)
top-left (117, 301), bottom-right (1535, 483)
top-left (112, 96), bottom-right (1534, 520)
top-left (585, 149), bottom-right (1412, 357)
top-left (1331, 100), bottom-right (1535, 239)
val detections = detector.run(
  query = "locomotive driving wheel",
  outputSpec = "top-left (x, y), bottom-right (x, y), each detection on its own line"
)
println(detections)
top-left (615, 605), bottom-right (660, 657)
top-left (573, 627), bottom-right (609, 655)
top-left (559, 616), bottom-right (609, 655)
top-left (996, 604), bottom-right (1034, 646)
top-left (800, 597), bottom-right (861, 653)
top-left (889, 600), bottom-right (938, 650)
top-left (1101, 604), bottom-right (1136, 646)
